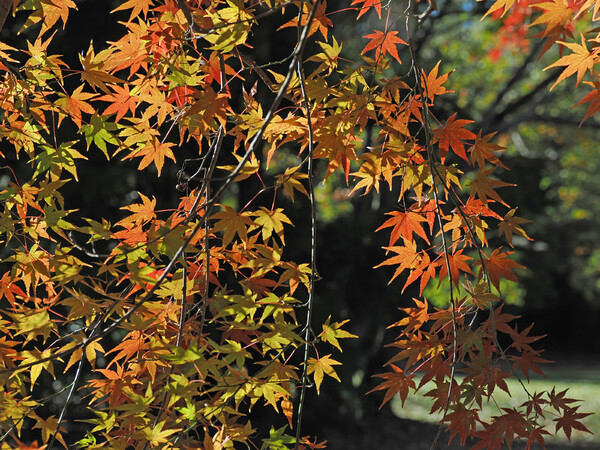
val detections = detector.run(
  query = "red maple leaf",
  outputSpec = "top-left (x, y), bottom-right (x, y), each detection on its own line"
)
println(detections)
top-left (445, 404), bottom-right (479, 446)
top-left (554, 407), bottom-right (593, 441)
top-left (361, 30), bottom-right (406, 64)
top-left (509, 349), bottom-right (550, 380)
top-left (508, 323), bottom-right (545, 353)
top-left (547, 388), bottom-right (579, 411)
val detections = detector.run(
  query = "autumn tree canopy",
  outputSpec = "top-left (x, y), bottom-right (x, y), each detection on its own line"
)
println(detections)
top-left (0, 0), bottom-right (597, 448)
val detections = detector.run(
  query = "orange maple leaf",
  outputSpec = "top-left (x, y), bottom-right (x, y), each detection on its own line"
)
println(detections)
top-left (97, 83), bottom-right (139, 122)
top-left (469, 168), bottom-right (513, 206)
top-left (421, 61), bottom-right (454, 103)
top-left (352, 0), bottom-right (383, 18)
top-left (112, 0), bottom-right (154, 22)
top-left (125, 137), bottom-right (176, 175)
top-left (376, 210), bottom-right (430, 246)
top-left (55, 85), bottom-right (96, 128)
top-left (368, 364), bottom-right (416, 408)
top-left (482, 0), bottom-right (518, 19)
top-left (468, 131), bottom-right (508, 169)
top-left (574, 81), bottom-right (600, 123)
top-left (530, 0), bottom-right (574, 35)
top-left (433, 113), bottom-right (476, 162)
top-left (278, 0), bottom-right (332, 39)
top-left (479, 248), bottom-right (524, 291)
top-left (437, 249), bottom-right (474, 287)
top-left (375, 239), bottom-right (422, 283)
top-left (117, 193), bottom-right (157, 229)
top-left (361, 30), bottom-right (406, 64)
top-left (40, 0), bottom-right (77, 34)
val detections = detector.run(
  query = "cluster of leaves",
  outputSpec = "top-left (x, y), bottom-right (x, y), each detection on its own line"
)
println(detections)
top-left (0, 0), bottom-right (595, 449)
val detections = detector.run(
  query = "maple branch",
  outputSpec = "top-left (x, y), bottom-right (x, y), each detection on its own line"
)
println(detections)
top-left (406, 4), bottom-right (458, 448)
top-left (487, 69), bottom-right (561, 133)
top-left (210, 0), bottom-right (322, 208)
top-left (294, 13), bottom-right (319, 447)
top-left (46, 355), bottom-right (84, 450)
top-left (417, 0), bottom-right (438, 28)
top-left (481, 40), bottom-right (546, 133)
top-left (496, 112), bottom-right (600, 134)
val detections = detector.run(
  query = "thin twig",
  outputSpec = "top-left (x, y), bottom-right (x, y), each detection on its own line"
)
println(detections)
top-left (293, 1), bottom-right (319, 445)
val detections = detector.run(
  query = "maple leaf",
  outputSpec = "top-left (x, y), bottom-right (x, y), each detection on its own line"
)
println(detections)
top-left (530, 0), bottom-right (574, 34)
top-left (80, 113), bottom-right (120, 157)
top-left (574, 81), bottom-right (600, 123)
top-left (117, 193), bottom-right (157, 229)
top-left (389, 298), bottom-right (430, 331)
top-left (210, 205), bottom-right (254, 246)
top-left (278, 0), bottom-right (332, 39)
top-left (319, 317), bottom-right (357, 351)
top-left (351, 151), bottom-right (383, 195)
top-left (509, 349), bottom-right (550, 380)
top-left (547, 387), bottom-right (579, 411)
top-left (55, 85), bottom-right (96, 128)
top-left (78, 43), bottom-right (124, 94)
top-left (433, 113), bottom-right (476, 162)
top-left (375, 239), bottom-right (422, 283)
top-left (376, 210), bottom-right (430, 246)
top-left (484, 305), bottom-right (520, 335)
top-left (250, 207), bottom-right (293, 244)
top-left (97, 83), bottom-right (139, 122)
top-left (124, 136), bottom-right (176, 175)
top-left (184, 86), bottom-right (230, 133)
top-left (499, 208), bottom-right (532, 246)
top-left (546, 35), bottom-right (596, 90)
top-left (445, 404), bottom-right (479, 446)
top-left (463, 279), bottom-right (499, 309)
top-left (468, 131), bottom-right (507, 169)
top-left (525, 426), bottom-right (551, 450)
top-left (368, 364), bottom-right (416, 408)
top-left (421, 61), bottom-right (454, 103)
top-left (142, 421), bottom-right (182, 447)
top-left (403, 251), bottom-right (438, 294)
top-left (306, 354), bottom-right (341, 394)
top-left (307, 36), bottom-right (343, 75)
top-left (32, 414), bottom-right (67, 447)
top-left (479, 248), bottom-right (524, 291)
top-left (482, 0), bottom-right (517, 19)
top-left (276, 167), bottom-right (309, 202)
top-left (469, 168), bottom-right (513, 206)
top-left (218, 152), bottom-right (260, 181)
top-left (34, 142), bottom-right (87, 182)
top-left (509, 324), bottom-right (545, 353)
top-left (112, 0), bottom-right (154, 22)
top-left (437, 249), bottom-right (474, 287)
top-left (37, 0), bottom-right (77, 34)
top-left (361, 30), bottom-right (406, 64)
top-left (352, 0), bottom-right (383, 18)
top-left (554, 407), bottom-right (593, 440)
